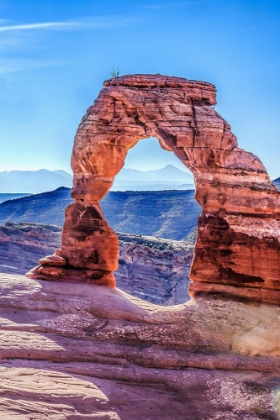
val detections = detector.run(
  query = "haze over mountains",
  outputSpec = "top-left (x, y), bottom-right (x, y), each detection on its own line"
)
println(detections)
top-left (112, 165), bottom-right (194, 191)
top-left (0, 165), bottom-right (194, 194)
top-left (0, 169), bottom-right (72, 194)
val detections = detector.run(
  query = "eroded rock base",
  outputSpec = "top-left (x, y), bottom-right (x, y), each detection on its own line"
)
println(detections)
top-left (189, 282), bottom-right (280, 305)
top-left (26, 264), bottom-right (116, 286)
top-left (0, 222), bottom-right (193, 305)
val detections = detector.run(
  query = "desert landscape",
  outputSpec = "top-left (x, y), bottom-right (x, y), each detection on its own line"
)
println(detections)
top-left (0, 73), bottom-right (280, 419)
top-left (1, 1), bottom-right (280, 419)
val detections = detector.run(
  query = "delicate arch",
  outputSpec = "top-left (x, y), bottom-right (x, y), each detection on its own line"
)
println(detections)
top-left (27, 74), bottom-right (280, 304)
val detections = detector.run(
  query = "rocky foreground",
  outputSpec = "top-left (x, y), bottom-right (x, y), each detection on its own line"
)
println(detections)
top-left (0, 273), bottom-right (280, 419)
top-left (0, 223), bottom-right (193, 305)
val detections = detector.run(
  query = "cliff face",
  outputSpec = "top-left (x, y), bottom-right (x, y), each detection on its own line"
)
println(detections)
top-left (0, 223), bottom-right (192, 305)
top-left (0, 223), bottom-right (61, 275)
top-left (117, 233), bottom-right (193, 304)
top-left (1, 273), bottom-right (280, 419)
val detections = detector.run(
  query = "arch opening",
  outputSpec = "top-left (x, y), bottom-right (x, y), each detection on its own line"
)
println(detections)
top-left (111, 136), bottom-right (194, 191)
top-left (27, 74), bottom-right (280, 305)
top-left (100, 136), bottom-right (199, 305)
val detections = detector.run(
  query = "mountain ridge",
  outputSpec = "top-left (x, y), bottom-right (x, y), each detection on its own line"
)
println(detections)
top-left (0, 169), bottom-right (72, 193)
top-left (0, 187), bottom-right (200, 241)
top-left (115, 164), bottom-right (193, 181)
top-left (0, 165), bottom-right (194, 194)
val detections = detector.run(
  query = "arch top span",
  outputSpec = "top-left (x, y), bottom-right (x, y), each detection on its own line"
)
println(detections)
top-left (27, 74), bottom-right (280, 305)
top-left (71, 74), bottom-right (238, 202)
top-left (103, 74), bottom-right (217, 105)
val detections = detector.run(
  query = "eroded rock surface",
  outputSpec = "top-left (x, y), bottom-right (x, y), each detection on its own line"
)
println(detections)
top-left (1, 274), bottom-right (280, 419)
top-left (29, 74), bottom-right (280, 304)
top-left (0, 223), bottom-right (192, 304)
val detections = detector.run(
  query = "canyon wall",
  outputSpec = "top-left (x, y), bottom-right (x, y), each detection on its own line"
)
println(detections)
top-left (0, 223), bottom-right (192, 305)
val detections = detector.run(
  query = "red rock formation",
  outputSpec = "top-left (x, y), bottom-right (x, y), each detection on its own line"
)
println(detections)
top-left (28, 74), bottom-right (280, 304)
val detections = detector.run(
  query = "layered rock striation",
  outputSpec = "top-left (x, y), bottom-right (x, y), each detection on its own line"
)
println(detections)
top-left (0, 222), bottom-right (61, 274)
top-left (4, 74), bottom-right (280, 417)
top-left (28, 74), bottom-right (280, 304)
top-left (112, 232), bottom-right (193, 304)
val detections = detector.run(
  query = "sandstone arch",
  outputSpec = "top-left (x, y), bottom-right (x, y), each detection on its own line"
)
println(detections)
top-left (28, 74), bottom-right (280, 304)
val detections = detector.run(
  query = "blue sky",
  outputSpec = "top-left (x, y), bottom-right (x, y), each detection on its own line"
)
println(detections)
top-left (1, 0), bottom-right (280, 177)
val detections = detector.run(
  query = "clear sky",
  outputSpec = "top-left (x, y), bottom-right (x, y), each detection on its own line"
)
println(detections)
top-left (1, 0), bottom-right (280, 177)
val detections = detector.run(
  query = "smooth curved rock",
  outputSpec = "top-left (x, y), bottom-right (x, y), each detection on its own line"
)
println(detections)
top-left (29, 74), bottom-right (280, 304)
